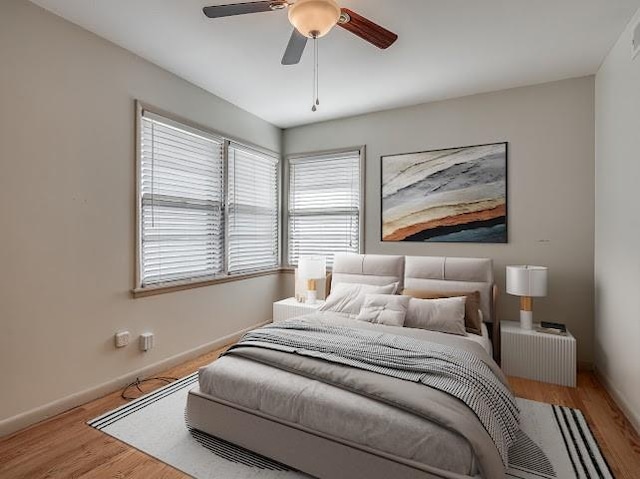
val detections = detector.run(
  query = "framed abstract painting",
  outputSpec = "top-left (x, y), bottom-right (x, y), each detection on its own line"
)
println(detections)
top-left (381, 142), bottom-right (508, 243)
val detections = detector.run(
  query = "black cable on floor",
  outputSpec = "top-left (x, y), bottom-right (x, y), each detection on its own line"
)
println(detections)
top-left (121, 376), bottom-right (178, 401)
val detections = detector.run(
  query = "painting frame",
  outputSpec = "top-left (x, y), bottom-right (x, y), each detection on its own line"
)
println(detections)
top-left (380, 142), bottom-right (508, 243)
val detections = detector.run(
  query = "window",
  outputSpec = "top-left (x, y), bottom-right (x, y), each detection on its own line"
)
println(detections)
top-left (228, 143), bottom-right (279, 274)
top-left (137, 107), bottom-right (279, 289)
top-left (288, 149), bottom-right (363, 267)
top-left (139, 111), bottom-right (225, 286)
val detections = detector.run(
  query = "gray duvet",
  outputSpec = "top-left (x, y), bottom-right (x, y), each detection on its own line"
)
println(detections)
top-left (199, 312), bottom-right (516, 478)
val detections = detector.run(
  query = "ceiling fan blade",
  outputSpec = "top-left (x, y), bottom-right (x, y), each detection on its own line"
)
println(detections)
top-left (281, 29), bottom-right (308, 65)
top-left (338, 8), bottom-right (398, 49)
top-left (203, 1), bottom-right (274, 19)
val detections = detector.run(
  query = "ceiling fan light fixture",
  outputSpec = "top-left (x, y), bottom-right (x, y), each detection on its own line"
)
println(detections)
top-left (288, 0), bottom-right (341, 38)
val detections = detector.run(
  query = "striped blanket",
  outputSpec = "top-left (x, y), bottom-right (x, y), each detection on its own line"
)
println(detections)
top-left (233, 318), bottom-right (520, 465)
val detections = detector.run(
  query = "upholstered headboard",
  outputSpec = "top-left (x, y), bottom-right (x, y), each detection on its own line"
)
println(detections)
top-left (328, 253), bottom-right (500, 363)
top-left (404, 256), bottom-right (495, 324)
top-left (332, 253), bottom-right (405, 290)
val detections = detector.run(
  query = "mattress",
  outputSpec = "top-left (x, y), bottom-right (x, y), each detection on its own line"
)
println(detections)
top-left (198, 315), bottom-right (501, 476)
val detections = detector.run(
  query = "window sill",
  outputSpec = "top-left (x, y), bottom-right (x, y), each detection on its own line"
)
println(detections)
top-left (132, 268), bottom-right (285, 298)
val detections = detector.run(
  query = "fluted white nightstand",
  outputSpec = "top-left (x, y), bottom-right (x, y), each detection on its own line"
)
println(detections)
top-left (501, 321), bottom-right (576, 387)
top-left (273, 297), bottom-right (325, 323)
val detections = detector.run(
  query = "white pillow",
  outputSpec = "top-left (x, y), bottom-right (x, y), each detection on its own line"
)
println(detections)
top-left (405, 297), bottom-right (467, 336)
top-left (356, 294), bottom-right (411, 327)
top-left (320, 282), bottom-right (398, 316)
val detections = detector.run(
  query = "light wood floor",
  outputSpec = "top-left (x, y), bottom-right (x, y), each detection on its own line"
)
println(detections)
top-left (1, 347), bottom-right (639, 479)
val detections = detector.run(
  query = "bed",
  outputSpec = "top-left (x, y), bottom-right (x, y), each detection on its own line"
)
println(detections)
top-left (186, 254), bottom-right (514, 479)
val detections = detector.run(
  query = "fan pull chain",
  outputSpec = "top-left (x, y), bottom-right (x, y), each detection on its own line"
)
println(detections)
top-left (312, 35), bottom-right (319, 112)
top-left (311, 36), bottom-right (315, 112)
top-left (316, 36), bottom-right (320, 108)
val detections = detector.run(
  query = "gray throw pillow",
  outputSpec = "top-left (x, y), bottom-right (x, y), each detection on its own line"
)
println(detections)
top-left (356, 294), bottom-right (411, 327)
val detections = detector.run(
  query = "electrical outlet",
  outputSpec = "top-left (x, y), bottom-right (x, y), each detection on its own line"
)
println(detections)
top-left (114, 331), bottom-right (130, 348)
top-left (139, 332), bottom-right (154, 352)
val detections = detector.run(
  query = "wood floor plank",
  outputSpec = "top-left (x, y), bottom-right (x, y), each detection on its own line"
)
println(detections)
top-left (76, 449), bottom-right (180, 479)
top-left (1, 346), bottom-right (639, 479)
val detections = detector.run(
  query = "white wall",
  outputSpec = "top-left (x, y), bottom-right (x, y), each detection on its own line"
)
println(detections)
top-left (0, 0), bottom-right (286, 434)
top-left (594, 9), bottom-right (640, 431)
top-left (285, 77), bottom-right (596, 364)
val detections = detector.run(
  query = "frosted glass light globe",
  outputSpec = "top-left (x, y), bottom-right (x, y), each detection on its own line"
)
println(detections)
top-left (288, 0), bottom-right (341, 38)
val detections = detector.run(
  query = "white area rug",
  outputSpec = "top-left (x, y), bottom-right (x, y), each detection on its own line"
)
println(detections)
top-left (88, 373), bottom-right (613, 479)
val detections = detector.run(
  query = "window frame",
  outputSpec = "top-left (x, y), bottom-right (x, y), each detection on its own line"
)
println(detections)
top-left (134, 101), bottom-right (282, 297)
top-left (226, 142), bottom-right (281, 275)
top-left (284, 146), bottom-right (366, 268)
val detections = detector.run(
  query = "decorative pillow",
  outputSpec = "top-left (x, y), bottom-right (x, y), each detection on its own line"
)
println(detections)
top-left (404, 297), bottom-right (467, 336)
top-left (356, 294), bottom-right (411, 327)
top-left (402, 289), bottom-right (483, 335)
top-left (320, 282), bottom-right (398, 316)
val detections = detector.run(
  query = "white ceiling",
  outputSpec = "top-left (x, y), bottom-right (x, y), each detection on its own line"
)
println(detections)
top-left (31, 0), bottom-right (640, 128)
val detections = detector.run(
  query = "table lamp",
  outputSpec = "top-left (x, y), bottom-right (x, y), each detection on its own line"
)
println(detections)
top-left (298, 256), bottom-right (327, 304)
top-left (506, 265), bottom-right (548, 330)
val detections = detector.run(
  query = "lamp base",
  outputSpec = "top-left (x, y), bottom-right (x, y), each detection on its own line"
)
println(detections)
top-left (306, 290), bottom-right (318, 304)
top-left (520, 310), bottom-right (533, 330)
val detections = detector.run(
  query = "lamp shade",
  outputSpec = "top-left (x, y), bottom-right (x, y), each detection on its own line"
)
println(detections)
top-left (298, 256), bottom-right (327, 280)
top-left (506, 266), bottom-right (548, 297)
top-left (288, 0), bottom-right (341, 38)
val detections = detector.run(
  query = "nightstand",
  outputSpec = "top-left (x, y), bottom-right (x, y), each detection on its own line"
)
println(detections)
top-left (273, 297), bottom-right (325, 322)
top-left (501, 321), bottom-right (576, 387)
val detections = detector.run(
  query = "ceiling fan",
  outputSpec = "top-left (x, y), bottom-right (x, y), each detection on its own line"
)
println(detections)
top-left (202, 0), bottom-right (398, 66)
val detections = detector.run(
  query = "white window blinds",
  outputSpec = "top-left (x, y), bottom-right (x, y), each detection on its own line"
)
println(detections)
top-left (140, 112), bottom-right (224, 286)
top-left (228, 143), bottom-right (279, 274)
top-left (288, 150), bottom-right (362, 267)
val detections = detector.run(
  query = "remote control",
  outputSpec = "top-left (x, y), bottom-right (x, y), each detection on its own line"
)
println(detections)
top-left (540, 321), bottom-right (567, 332)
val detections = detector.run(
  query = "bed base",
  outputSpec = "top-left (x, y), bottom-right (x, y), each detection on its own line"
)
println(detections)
top-left (186, 386), bottom-right (479, 479)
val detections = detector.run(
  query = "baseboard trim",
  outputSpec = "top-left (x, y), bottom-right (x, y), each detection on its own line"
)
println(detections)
top-left (594, 367), bottom-right (640, 435)
top-left (0, 320), bottom-right (269, 438)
